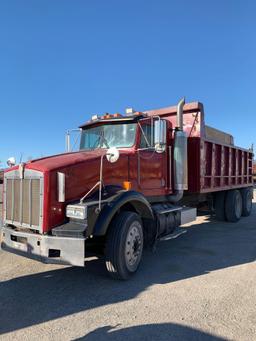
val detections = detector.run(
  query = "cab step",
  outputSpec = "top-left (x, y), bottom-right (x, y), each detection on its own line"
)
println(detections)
top-left (52, 221), bottom-right (86, 238)
top-left (159, 228), bottom-right (187, 241)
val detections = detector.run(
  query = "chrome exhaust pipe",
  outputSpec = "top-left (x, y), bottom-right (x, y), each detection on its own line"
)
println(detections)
top-left (177, 97), bottom-right (185, 131)
top-left (168, 97), bottom-right (188, 202)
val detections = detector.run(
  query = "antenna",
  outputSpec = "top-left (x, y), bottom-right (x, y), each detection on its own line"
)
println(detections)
top-left (19, 153), bottom-right (23, 164)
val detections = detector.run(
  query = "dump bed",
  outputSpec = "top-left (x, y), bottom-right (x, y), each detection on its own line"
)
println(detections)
top-left (146, 102), bottom-right (254, 194)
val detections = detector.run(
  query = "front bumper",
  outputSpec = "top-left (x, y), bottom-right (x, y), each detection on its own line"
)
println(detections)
top-left (0, 225), bottom-right (85, 267)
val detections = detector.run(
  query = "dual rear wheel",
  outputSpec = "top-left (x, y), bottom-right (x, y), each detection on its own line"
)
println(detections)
top-left (215, 187), bottom-right (253, 222)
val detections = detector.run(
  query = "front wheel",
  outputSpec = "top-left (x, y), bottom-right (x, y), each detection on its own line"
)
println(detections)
top-left (105, 211), bottom-right (144, 280)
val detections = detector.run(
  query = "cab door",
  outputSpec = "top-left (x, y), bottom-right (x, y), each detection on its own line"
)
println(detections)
top-left (137, 118), bottom-right (167, 192)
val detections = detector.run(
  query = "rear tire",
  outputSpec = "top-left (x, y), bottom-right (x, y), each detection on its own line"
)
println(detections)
top-left (214, 191), bottom-right (226, 221)
top-left (240, 187), bottom-right (253, 217)
top-left (105, 211), bottom-right (143, 280)
top-left (225, 190), bottom-right (242, 222)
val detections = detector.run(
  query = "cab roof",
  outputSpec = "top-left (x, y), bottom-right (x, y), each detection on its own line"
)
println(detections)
top-left (79, 113), bottom-right (146, 129)
top-left (79, 102), bottom-right (204, 129)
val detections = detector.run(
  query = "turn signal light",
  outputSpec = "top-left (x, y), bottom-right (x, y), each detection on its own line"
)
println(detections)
top-left (123, 181), bottom-right (132, 191)
top-left (101, 113), bottom-right (122, 119)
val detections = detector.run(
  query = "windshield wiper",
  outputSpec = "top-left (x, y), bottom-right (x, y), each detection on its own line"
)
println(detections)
top-left (92, 134), bottom-right (110, 149)
top-left (100, 135), bottom-right (110, 148)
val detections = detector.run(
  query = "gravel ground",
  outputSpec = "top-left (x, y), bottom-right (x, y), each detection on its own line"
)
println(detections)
top-left (0, 193), bottom-right (255, 341)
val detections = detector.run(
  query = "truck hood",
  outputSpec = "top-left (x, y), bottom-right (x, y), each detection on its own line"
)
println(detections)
top-left (25, 150), bottom-right (106, 172)
top-left (4, 149), bottom-right (130, 232)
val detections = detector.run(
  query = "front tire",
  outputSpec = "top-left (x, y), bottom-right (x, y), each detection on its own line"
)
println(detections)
top-left (105, 211), bottom-right (144, 280)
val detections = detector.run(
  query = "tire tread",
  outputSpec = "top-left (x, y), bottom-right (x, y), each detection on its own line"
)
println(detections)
top-left (105, 211), bottom-right (142, 280)
top-left (225, 190), bottom-right (242, 222)
top-left (215, 191), bottom-right (226, 221)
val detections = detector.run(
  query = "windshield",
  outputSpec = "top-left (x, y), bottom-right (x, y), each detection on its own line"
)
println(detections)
top-left (80, 123), bottom-right (137, 150)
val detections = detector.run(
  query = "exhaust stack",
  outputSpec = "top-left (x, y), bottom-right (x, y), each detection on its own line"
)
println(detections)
top-left (177, 97), bottom-right (185, 130)
top-left (168, 97), bottom-right (188, 202)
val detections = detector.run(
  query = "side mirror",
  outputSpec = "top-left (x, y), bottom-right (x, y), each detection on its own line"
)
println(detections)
top-left (154, 119), bottom-right (167, 153)
top-left (106, 147), bottom-right (120, 163)
top-left (7, 157), bottom-right (16, 167)
top-left (65, 128), bottom-right (82, 152)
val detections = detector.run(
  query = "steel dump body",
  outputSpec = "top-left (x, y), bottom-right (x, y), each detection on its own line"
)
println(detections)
top-left (146, 102), bottom-right (253, 194)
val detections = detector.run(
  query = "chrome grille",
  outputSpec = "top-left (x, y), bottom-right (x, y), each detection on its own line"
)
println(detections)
top-left (4, 169), bottom-right (43, 231)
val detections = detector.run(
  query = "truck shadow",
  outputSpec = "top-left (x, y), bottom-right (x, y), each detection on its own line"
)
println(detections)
top-left (0, 203), bottom-right (256, 335)
top-left (75, 323), bottom-right (226, 341)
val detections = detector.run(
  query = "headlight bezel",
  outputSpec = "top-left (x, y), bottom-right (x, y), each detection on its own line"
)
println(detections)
top-left (66, 204), bottom-right (87, 220)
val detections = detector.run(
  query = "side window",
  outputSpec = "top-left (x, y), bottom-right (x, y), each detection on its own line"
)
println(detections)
top-left (139, 122), bottom-right (154, 148)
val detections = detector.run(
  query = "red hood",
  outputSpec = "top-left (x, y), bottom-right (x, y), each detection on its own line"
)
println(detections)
top-left (4, 149), bottom-right (130, 232)
top-left (25, 150), bottom-right (106, 172)
top-left (4, 149), bottom-right (134, 174)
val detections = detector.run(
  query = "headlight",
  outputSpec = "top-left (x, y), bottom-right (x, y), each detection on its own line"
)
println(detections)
top-left (66, 204), bottom-right (87, 220)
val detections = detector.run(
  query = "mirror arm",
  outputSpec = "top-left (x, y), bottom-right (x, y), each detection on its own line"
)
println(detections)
top-left (80, 153), bottom-right (106, 210)
top-left (138, 122), bottom-right (151, 147)
top-left (66, 131), bottom-right (71, 152)
top-left (66, 128), bottom-right (82, 152)
top-left (79, 150), bottom-right (116, 212)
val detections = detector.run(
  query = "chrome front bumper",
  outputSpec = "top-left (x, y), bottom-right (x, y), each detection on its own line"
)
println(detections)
top-left (0, 226), bottom-right (85, 267)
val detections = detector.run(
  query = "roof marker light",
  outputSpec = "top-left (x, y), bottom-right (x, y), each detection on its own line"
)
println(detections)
top-left (91, 114), bottom-right (99, 121)
top-left (125, 108), bottom-right (135, 116)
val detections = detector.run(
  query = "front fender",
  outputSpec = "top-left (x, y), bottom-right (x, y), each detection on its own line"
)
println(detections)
top-left (93, 190), bottom-right (154, 236)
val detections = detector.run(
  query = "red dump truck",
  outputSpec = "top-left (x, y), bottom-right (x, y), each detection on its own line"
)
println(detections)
top-left (0, 99), bottom-right (254, 279)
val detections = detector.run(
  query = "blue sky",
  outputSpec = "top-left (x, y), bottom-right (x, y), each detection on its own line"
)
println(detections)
top-left (0, 0), bottom-right (255, 166)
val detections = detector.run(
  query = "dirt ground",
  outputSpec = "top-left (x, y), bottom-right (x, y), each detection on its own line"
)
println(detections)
top-left (0, 193), bottom-right (255, 341)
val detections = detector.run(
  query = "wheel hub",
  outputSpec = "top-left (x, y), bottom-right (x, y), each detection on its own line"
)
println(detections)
top-left (125, 223), bottom-right (142, 268)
